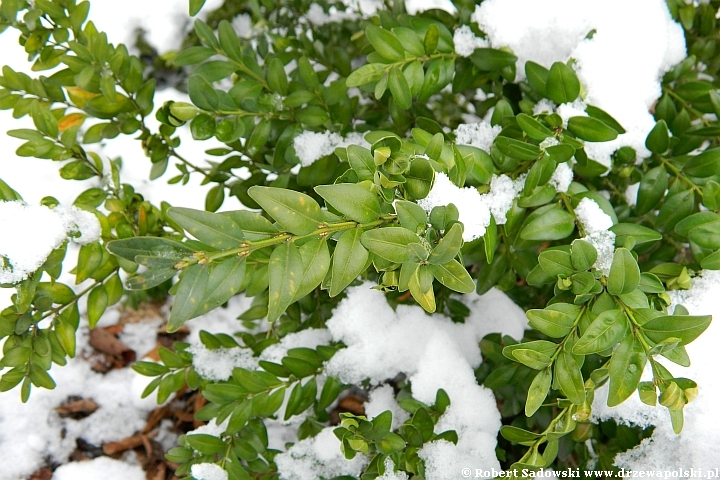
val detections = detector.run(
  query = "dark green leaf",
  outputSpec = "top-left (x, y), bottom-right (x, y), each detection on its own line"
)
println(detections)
top-left (567, 116), bottom-right (618, 142)
top-left (360, 227), bottom-right (418, 263)
top-left (520, 208), bottom-right (575, 241)
top-left (546, 62), bottom-right (580, 104)
top-left (607, 334), bottom-right (646, 407)
top-left (607, 248), bottom-right (640, 295)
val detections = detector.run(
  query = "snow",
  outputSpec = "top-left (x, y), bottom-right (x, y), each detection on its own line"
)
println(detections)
top-left (418, 173), bottom-right (491, 241)
top-left (484, 174), bottom-right (526, 224)
top-left (405, 0), bottom-right (457, 15)
top-left (453, 26), bottom-right (489, 57)
top-left (417, 172), bottom-right (524, 241)
top-left (575, 198), bottom-right (613, 234)
top-left (274, 427), bottom-right (368, 480)
top-left (305, 3), bottom-right (359, 25)
top-left (52, 456), bottom-right (146, 480)
top-left (0, 201), bottom-right (100, 284)
top-left (0, 315), bottom-right (158, 480)
top-left (364, 385), bottom-right (410, 430)
top-left (556, 100), bottom-right (588, 127)
top-left (473, 0), bottom-right (687, 168)
top-left (189, 344), bottom-right (258, 381)
top-left (378, 458), bottom-right (409, 480)
top-left (293, 131), bottom-right (368, 167)
top-left (319, 284), bottom-right (526, 480)
top-left (549, 162), bottom-right (573, 193)
top-left (625, 183), bottom-right (640, 207)
top-left (454, 121), bottom-right (502, 153)
top-left (598, 271), bottom-right (720, 470)
top-left (574, 198), bottom-right (616, 275)
top-left (191, 463), bottom-right (229, 480)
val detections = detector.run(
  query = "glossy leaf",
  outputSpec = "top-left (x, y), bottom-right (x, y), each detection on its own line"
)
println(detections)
top-left (168, 207), bottom-right (244, 249)
top-left (267, 243), bottom-right (304, 322)
top-left (315, 183), bottom-right (382, 223)
top-left (248, 186), bottom-right (324, 235)
top-left (330, 228), bottom-right (369, 297)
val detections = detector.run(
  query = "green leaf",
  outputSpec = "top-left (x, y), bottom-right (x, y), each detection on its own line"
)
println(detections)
top-left (330, 228), bottom-right (369, 297)
top-left (573, 310), bottom-right (628, 354)
top-left (607, 334), bottom-right (647, 407)
top-left (267, 243), bottom-right (304, 322)
top-left (642, 315), bottom-right (712, 346)
top-left (347, 145), bottom-right (376, 181)
top-left (555, 350), bottom-right (585, 405)
top-left (538, 250), bottom-right (575, 277)
top-left (346, 63), bottom-right (387, 88)
top-left (126, 268), bottom-right (177, 290)
top-left (516, 113), bottom-right (554, 141)
top-left (194, 257), bottom-right (246, 316)
top-left (674, 212), bottom-right (719, 237)
top-left (635, 166), bottom-right (668, 215)
top-left (469, 48), bottom-right (518, 71)
top-left (683, 148), bottom-right (720, 178)
top-left (365, 25), bottom-right (405, 62)
top-left (186, 433), bottom-right (226, 454)
top-left (168, 207), bottom-right (244, 249)
top-left (248, 186), bottom-right (324, 235)
top-left (607, 248), bottom-right (640, 295)
top-left (173, 46), bottom-right (215, 66)
top-left (567, 116), bottom-right (618, 142)
top-left (546, 62), bottom-right (580, 105)
top-left (222, 211), bottom-right (279, 241)
top-left (500, 425), bottom-right (543, 445)
top-left (526, 303), bottom-right (580, 338)
top-left (360, 227), bottom-right (418, 263)
top-left (428, 223), bottom-right (463, 264)
top-left (645, 120), bottom-right (670, 154)
top-left (526, 368), bottom-right (552, 416)
top-left (168, 264), bottom-right (209, 332)
top-left (86, 284), bottom-right (107, 329)
top-left (688, 221), bottom-right (720, 249)
top-left (584, 105), bottom-right (625, 134)
top-left (315, 184), bottom-right (382, 223)
top-left (293, 239), bottom-right (331, 302)
top-left (395, 200), bottom-right (427, 233)
top-left (388, 66), bottom-right (412, 109)
top-left (571, 240), bottom-right (597, 271)
top-left (656, 190), bottom-right (694, 232)
top-left (525, 61), bottom-right (549, 96)
top-left (609, 223), bottom-right (663, 246)
top-left (545, 144), bottom-right (575, 163)
top-left (495, 136), bottom-right (543, 161)
top-left (512, 349), bottom-right (553, 370)
top-left (107, 237), bottom-right (196, 263)
top-left (520, 208), bottom-right (575, 241)
top-left (189, 0), bottom-right (206, 16)
top-left (187, 74), bottom-right (218, 111)
top-left (409, 265), bottom-right (435, 312)
top-left (430, 260), bottom-right (475, 294)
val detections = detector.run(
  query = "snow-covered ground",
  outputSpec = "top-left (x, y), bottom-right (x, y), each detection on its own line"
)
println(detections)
top-left (0, 0), bottom-right (718, 478)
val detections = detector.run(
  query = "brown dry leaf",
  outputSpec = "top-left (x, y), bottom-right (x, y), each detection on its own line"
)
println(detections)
top-left (28, 467), bottom-right (52, 480)
top-left (103, 431), bottom-right (156, 456)
top-left (89, 328), bottom-right (136, 365)
top-left (55, 398), bottom-right (99, 419)
top-left (338, 394), bottom-right (365, 415)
